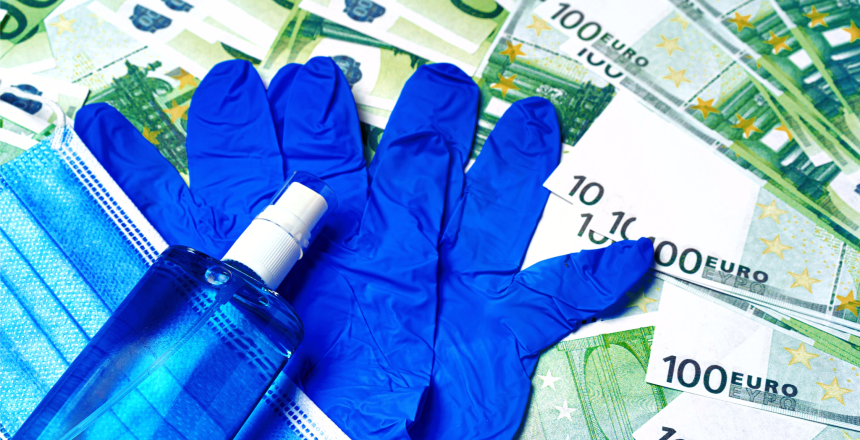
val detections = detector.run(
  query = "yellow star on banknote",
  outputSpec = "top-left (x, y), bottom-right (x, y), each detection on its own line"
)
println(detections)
top-left (803, 6), bottom-right (829, 28)
top-left (526, 15), bottom-right (552, 36)
top-left (743, 54), bottom-right (763, 69)
top-left (788, 268), bottom-right (821, 294)
top-left (141, 127), bottom-right (162, 145)
top-left (656, 35), bottom-right (683, 56)
top-left (500, 40), bottom-right (526, 63)
top-left (626, 288), bottom-right (658, 313)
top-left (765, 31), bottom-right (791, 54)
top-left (727, 12), bottom-right (753, 32)
top-left (691, 97), bottom-right (719, 119)
top-left (669, 13), bottom-right (689, 30)
top-left (732, 114), bottom-right (762, 138)
top-left (784, 342), bottom-right (819, 369)
top-left (50, 14), bottom-right (77, 35)
top-left (818, 377), bottom-right (853, 405)
top-left (756, 200), bottom-right (789, 224)
top-left (171, 69), bottom-right (199, 90)
top-left (844, 20), bottom-right (860, 43)
top-left (163, 100), bottom-right (190, 123)
top-left (774, 123), bottom-right (793, 141)
top-left (836, 290), bottom-right (859, 316)
top-left (491, 73), bottom-right (519, 98)
top-left (662, 66), bottom-right (691, 88)
top-left (760, 235), bottom-right (793, 259)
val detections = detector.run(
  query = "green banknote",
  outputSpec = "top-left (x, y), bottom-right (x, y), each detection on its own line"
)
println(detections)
top-left (311, 0), bottom-right (620, 158)
top-left (0, 127), bottom-right (36, 165)
top-left (771, 2), bottom-right (860, 145)
top-left (0, 23), bottom-right (55, 73)
top-left (298, 0), bottom-right (507, 76)
top-left (372, 0), bottom-right (505, 54)
top-left (0, 70), bottom-right (88, 141)
top-left (257, 6), bottom-right (430, 111)
top-left (88, 0), bottom-right (291, 79)
top-left (646, 280), bottom-right (860, 429)
top-left (517, 323), bottom-right (680, 439)
top-left (543, 90), bottom-right (860, 335)
top-left (676, 0), bottom-right (860, 158)
top-left (41, 0), bottom-right (198, 177)
top-left (656, 272), bottom-right (860, 365)
top-left (516, 195), bottom-right (677, 438)
top-left (633, 392), bottom-right (860, 440)
top-left (531, 0), bottom-right (860, 250)
top-left (0, 0), bottom-right (63, 58)
top-left (473, 0), bottom-right (616, 155)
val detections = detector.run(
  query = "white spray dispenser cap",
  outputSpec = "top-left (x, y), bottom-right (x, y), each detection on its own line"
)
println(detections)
top-left (223, 171), bottom-right (337, 288)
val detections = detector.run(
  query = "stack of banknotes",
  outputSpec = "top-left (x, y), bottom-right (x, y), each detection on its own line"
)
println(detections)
top-left (4, 0), bottom-right (860, 438)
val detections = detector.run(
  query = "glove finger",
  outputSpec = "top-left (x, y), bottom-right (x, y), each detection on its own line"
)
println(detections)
top-left (74, 104), bottom-right (233, 253)
top-left (186, 60), bottom-right (284, 223)
top-left (360, 63), bottom-right (476, 253)
top-left (442, 97), bottom-right (560, 290)
top-left (265, 62), bottom-right (302, 148)
top-left (506, 238), bottom-right (654, 363)
top-left (274, 57), bottom-right (368, 242)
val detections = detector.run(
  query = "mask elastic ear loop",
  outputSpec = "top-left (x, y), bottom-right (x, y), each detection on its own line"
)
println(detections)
top-left (0, 84), bottom-right (68, 151)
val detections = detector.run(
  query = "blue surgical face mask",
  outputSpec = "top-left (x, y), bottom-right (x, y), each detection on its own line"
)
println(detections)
top-left (0, 124), bottom-right (167, 436)
top-left (0, 91), bottom-right (345, 440)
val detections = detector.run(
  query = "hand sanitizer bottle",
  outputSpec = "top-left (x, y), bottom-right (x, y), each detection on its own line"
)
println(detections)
top-left (14, 172), bottom-right (337, 440)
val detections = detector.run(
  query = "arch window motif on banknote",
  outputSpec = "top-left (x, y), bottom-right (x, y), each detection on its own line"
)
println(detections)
top-left (343, 0), bottom-right (385, 23)
top-left (162, 0), bottom-right (193, 12)
top-left (130, 5), bottom-right (173, 33)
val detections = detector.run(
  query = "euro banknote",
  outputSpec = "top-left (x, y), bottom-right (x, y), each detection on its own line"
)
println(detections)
top-left (535, 0), bottom-right (857, 156)
top-left (655, 272), bottom-right (860, 365)
top-left (768, 1), bottom-right (860, 147)
top-left (87, 0), bottom-right (290, 79)
top-left (0, 0), bottom-right (63, 58)
top-left (646, 279), bottom-right (860, 429)
top-left (473, 0), bottom-right (617, 155)
top-left (0, 70), bottom-right (88, 141)
top-left (41, 0), bottom-right (198, 177)
top-left (333, 0), bottom-right (621, 158)
top-left (0, 128), bottom-right (36, 165)
top-left (516, 320), bottom-right (680, 440)
top-left (528, 0), bottom-right (860, 250)
top-left (543, 88), bottom-right (860, 334)
top-left (669, 0), bottom-right (860, 149)
top-left (633, 392), bottom-right (860, 440)
top-left (298, 0), bottom-right (508, 76)
top-left (0, 23), bottom-right (56, 73)
top-left (256, 6), bottom-right (429, 111)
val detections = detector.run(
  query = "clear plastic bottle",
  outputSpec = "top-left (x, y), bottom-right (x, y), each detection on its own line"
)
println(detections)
top-left (14, 172), bottom-right (337, 440)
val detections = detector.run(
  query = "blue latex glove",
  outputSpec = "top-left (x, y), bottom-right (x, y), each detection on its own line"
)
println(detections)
top-left (74, 58), bottom-right (474, 438)
top-left (403, 98), bottom-right (655, 438)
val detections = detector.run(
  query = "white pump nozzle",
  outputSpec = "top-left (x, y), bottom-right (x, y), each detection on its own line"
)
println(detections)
top-left (222, 172), bottom-right (337, 288)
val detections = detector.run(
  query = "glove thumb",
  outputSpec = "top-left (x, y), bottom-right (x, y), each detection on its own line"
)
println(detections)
top-left (499, 237), bottom-right (654, 363)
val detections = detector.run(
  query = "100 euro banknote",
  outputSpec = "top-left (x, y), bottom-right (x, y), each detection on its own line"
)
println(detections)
top-left (634, 392), bottom-right (860, 440)
top-left (0, 70), bottom-right (87, 133)
top-left (42, 0), bottom-right (199, 177)
top-left (543, 89), bottom-right (860, 335)
top-left (672, 0), bottom-right (860, 151)
top-left (298, 0), bottom-right (508, 76)
top-left (646, 278), bottom-right (860, 430)
top-left (529, 0), bottom-right (860, 250)
top-left (87, 0), bottom-right (292, 78)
